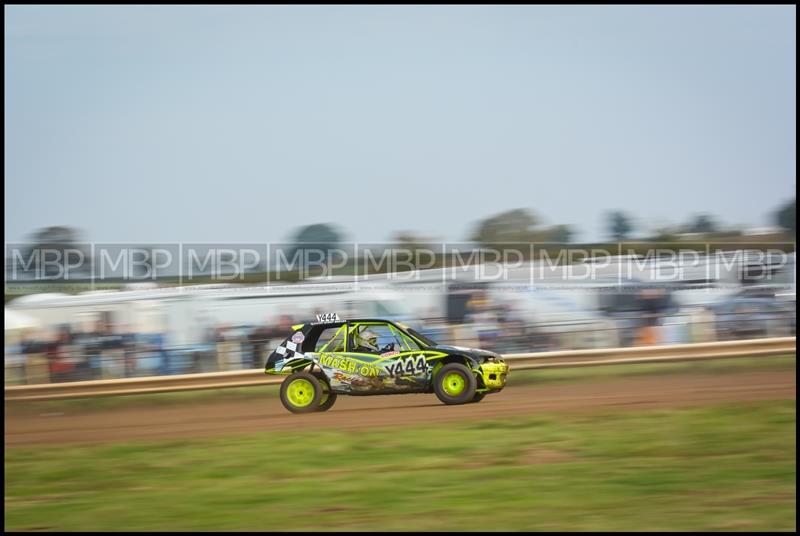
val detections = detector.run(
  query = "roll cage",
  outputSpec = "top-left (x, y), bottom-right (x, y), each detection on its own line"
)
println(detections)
top-left (295, 319), bottom-right (432, 354)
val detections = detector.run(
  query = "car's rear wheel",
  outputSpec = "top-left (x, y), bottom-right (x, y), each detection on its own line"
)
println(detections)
top-left (280, 372), bottom-right (323, 414)
top-left (434, 363), bottom-right (477, 405)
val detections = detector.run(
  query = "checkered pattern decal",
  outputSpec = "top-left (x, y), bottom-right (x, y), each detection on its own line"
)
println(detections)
top-left (272, 331), bottom-right (309, 371)
top-left (274, 340), bottom-right (306, 360)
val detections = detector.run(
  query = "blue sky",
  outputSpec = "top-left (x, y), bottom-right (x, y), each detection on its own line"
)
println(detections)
top-left (4, 5), bottom-right (796, 244)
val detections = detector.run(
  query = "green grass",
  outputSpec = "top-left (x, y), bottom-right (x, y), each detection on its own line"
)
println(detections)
top-left (4, 400), bottom-right (796, 531)
top-left (511, 354), bottom-right (797, 386)
top-left (6, 354), bottom-right (795, 416)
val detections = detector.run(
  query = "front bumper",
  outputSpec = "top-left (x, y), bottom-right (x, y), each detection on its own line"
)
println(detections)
top-left (478, 360), bottom-right (509, 390)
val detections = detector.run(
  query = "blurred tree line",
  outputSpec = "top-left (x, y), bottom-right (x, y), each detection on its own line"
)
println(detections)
top-left (8, 197), bottom-right (795, 285)
top-left (470, 209), bottom-right (573, 245)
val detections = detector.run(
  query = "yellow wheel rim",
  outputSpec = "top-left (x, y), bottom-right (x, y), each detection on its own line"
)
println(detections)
top-left (442, 372), bottom-right (466, 396)
top-left (286, 378), bottom-right (315, 407)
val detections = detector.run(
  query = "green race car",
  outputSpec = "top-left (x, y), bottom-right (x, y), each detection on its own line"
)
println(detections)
top-left (265, 314), bottom-right (509, 413)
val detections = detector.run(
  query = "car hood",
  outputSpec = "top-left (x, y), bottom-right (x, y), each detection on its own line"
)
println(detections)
top-left (429, 344), bottom-right (502, 362)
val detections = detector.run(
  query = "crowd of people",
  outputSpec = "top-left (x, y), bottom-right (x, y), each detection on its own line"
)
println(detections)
top-left (4, 290), bottom-right (795, 386)
top-left (6, 316), bottom-right (292, 385)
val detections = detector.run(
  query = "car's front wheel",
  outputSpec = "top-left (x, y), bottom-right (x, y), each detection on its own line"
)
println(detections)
top-left (470, 392), bottom-right (486, 403)
top-left (433, 363), bottom-right (477, 405)
top-left (280, 372), bottom-right (323, 414)
top-left (312, 372), bottom-right (337, 412)
top-left (317, 389), bottom-right (338, 412)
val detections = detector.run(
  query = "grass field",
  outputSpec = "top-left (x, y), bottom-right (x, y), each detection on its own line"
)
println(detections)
top-left (5, 398), bottom-right (796, 531)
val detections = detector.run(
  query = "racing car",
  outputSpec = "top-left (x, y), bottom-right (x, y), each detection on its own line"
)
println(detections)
top-left (265, 314), bottom-right (509, 413)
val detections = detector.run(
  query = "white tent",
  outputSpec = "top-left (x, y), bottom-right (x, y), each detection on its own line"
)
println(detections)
top-left (5, 308), bottom-right (40, 331)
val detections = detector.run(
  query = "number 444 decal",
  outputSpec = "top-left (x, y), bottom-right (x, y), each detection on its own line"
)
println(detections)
top-left (385, 355), bottom-right (428, 376)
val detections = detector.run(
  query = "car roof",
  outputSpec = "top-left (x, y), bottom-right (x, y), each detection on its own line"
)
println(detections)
top-left (310, 318), bottom-right (403, 327)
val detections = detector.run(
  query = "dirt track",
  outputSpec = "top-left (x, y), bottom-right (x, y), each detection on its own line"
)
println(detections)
top-left (5, 369), bottom-right (795, 447)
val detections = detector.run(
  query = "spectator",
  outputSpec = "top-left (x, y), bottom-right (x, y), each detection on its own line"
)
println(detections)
top-left (249, 321), bottom-right (274, 369)
top-left (21, 330), bottom-right (51, 384)
top-left (78, 321), bottom-right (104, 380)
top-left (119, 325), bottom-right (138, 377)
top-left (47, 326), bottom-right (75, 383)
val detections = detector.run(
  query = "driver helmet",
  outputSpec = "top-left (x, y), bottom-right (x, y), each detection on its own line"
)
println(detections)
top-left (358, 329), bottom-right (379, 351)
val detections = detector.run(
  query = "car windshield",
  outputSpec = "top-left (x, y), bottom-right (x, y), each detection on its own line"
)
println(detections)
top-left (406, 327), bottom-right (437, 347)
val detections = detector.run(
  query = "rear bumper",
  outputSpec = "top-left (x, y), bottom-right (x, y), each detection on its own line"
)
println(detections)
top-left (478, 360), bottom-right (509, 390)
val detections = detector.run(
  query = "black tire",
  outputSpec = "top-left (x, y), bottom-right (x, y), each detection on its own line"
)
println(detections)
top-left (433, 362), bottom-right (477, 405)
top-left (470, 392), bottom-right (486, 403)
top-left (317, 391), bottom-right (338, 412)
top-left (312, 371), bottom-right (337, 412)
top-left (280, 372), bottom-right (323, 414)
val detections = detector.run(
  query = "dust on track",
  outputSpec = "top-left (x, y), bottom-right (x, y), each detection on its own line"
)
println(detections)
top-left (4, 369), bottom-right (795, 447)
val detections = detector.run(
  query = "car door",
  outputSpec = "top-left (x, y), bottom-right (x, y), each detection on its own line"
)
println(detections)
top-left (345, 322), bottom-right (443, 393)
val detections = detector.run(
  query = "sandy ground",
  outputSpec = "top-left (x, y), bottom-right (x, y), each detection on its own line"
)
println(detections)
top-left (4, 369), bottom-right (795, 447)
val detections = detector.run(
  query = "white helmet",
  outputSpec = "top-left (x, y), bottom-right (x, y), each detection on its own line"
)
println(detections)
top-left (358, 329), bottom-right (378, 351)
